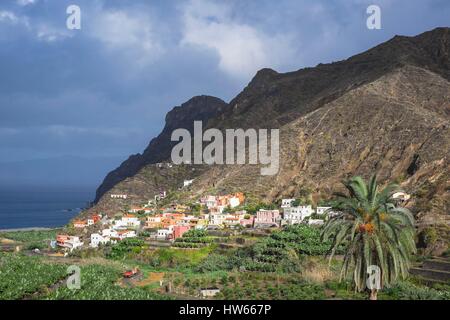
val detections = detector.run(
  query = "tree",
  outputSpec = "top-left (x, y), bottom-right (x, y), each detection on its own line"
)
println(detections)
top-left (321, 175), bottom-right (416, 300)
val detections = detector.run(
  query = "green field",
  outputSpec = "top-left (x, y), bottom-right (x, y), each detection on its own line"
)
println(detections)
top-left (1, 226), bottom-right (449, 300)
top-left (0, 253), bottom-right (67, 299)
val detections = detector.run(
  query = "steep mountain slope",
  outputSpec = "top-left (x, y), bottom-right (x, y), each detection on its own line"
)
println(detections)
top-left (210, 27), bottom-right (449, 131)
top-left (95, 95), bottom-right (228, 202)
top-left (89, 27), bottom-right (449, 252)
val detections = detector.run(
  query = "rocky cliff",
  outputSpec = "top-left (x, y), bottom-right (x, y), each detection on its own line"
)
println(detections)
top-left (94, 95), bottom-right (228, 203)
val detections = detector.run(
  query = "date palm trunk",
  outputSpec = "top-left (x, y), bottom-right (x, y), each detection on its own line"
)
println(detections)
top-left (369, 289), bottom-right (378, 300)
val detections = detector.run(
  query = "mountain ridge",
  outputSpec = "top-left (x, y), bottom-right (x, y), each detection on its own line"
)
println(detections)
top-left (94, 95), bottom-right (228, 202)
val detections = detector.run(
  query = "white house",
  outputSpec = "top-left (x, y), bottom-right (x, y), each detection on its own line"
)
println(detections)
top-left (128, 207), bottom-right (152, 214)
top-left (316, 206), bottom-right (331, 215)
top-left (200, 288), bottom-right (220, 298)
top-left (66, 237), bottom-right (83, 251)
top-left (210, 205), bottom-right (226, 214)
top-left (183, 179), bottom-right (194, 187)
top-left (392, 192), bottom-right (411, 202)
top-left (228, 196), bottom-right (240, 208)
top-left (209, 213), bottom-right (228, 226)
top-left (101, 216), bottom-right (111, 225)
top-left (110, 194), bottom-right (127, 199)
top-left (223, 217), bottom-right (240, 227)
top-left (154, 190), bottom-right (167, 202)
top-left (101, 228), bottom-right (113, 237)
top-left (316, 206), bottom-right (338, 218)
top-left (90, 233), bottom-right (110, 248)
top-left (283, 205), bottom-right (314, 225)
top-left (114, 230), bottom-right (137, 240)
top-left (156, 228), bottom-right (173, 240)
top-left (204, 196), bottom-right (217, 209)
top-left (113, 215), bottom-right (141, 229)
top-left (281, 199), bottom-right (295, 208)
top-left (112, 220), bottom-right (127, 230)
top-left (56, 235), bottom-right (83, 252)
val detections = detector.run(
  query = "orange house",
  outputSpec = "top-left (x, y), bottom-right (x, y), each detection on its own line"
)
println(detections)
top-left (91, 214), bottom-right (102, 223)
top-left (73, 220), bottom-right (87, 228)
top-left (56, 235), bottom-right (70, 245)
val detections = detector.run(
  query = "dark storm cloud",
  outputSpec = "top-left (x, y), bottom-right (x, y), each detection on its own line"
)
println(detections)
top-left (0, 0), bottom-right (449, 185)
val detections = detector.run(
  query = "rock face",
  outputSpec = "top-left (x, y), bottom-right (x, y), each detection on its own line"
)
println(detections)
top-left (91, 27), bottom-right (449, 248)
top-left (94, 95), bottom-right (228, 203)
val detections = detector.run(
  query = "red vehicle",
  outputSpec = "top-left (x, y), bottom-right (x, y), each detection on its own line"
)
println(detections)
top-left (123, 267), bottom-right (139, 278)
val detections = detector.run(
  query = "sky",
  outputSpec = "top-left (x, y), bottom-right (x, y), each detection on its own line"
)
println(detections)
top-left (0, 0), bottom-right (449, 188)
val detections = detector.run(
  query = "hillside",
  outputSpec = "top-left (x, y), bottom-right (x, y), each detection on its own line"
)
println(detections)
top-left (89, 27), bottom-right (449, 253)
top-left (94, 95), bottom-right (228, 203)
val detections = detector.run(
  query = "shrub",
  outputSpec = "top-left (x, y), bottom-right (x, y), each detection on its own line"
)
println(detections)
top-left (195, 254), bottom-right (231, 272)
top-left (383, 281), bottom-right (448, 300)
top-left (107, 238), bottom-right (145, 260)
top-left (25, 242), bottom-right (46, 251)
top-left (417, 227), bottom-right (438, 248)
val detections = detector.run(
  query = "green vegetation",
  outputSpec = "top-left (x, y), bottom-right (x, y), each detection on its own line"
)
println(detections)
top-left (0, 253), bottom-right (67, 299)
top-left (0, 252), bottom-right (169, 300)
top-left (196, 225), bottom-right (338, 273)
top-left (0, 229), bottom-right (60, 247)
top-left (173, 229), bottom-right (213, 248)
top-left (292, 188), bottom-right (313, 206)
top-left (188, 203), bottom-right (203, 215)
top-left (322, 175), bottom-right (416, 300)
top-left (45, 264), bottom-right (169, 300)
top-left (135, 246), bottom-right (215, 269)
top-left (107, 238), bottom-right (146, 260)
top-left (231, 202), bottom-right (277, 214)
top-left (0, 185), bottom-right (447, 301)
top-left (417, 227), bottom-right (438, 249)
top-left (217, 276), bottom-right (327, 300)
top-left (381, 281), bottom-right (450, 300)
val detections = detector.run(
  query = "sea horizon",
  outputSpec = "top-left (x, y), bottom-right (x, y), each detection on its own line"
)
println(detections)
top-left (0, 185), bottom-right (95, 230)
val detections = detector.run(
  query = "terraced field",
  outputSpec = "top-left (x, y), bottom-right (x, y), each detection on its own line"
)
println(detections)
top-left (0, 253), bottom-right (170, 300)
top-left (0, 253), bottom-right (67, 299)
top-left (44, 264), bottom-right (170, 300)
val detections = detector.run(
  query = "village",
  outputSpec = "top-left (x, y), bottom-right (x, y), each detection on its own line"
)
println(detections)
top-left (0, 177), bottom-right (442, 301)
top-left (55, 194), bottom-right (338, 252)
top-left (54, 175), bottom-right (414, 253)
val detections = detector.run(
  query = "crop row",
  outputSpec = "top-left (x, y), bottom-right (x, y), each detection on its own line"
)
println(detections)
top-left (44, 264), bottom-right (170, 300)
top-left (0, 253), bottom-right (67, 299)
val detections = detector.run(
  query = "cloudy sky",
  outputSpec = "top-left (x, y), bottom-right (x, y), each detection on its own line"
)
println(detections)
top-left (0, 0), bottom-right (449, 187)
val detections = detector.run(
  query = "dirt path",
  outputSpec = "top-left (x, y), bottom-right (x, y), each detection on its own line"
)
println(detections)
top-left (134, 272), bottom-right (165, 287)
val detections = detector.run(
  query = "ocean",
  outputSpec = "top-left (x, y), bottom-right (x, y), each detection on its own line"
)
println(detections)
top-left (0, 186), bottom-right (94, 230)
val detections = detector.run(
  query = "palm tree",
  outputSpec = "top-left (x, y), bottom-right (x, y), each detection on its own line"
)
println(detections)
top-left (321, 175), bottom-right (416, 300)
